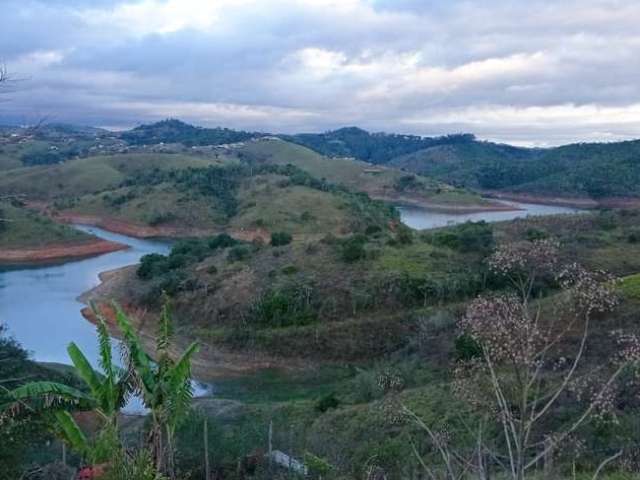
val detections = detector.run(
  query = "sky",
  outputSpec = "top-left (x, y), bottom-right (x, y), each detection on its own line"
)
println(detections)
top-left (1, 0), bottom-right (640, 146)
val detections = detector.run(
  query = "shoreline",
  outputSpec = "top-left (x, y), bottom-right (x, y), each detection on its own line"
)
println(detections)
top-left (480, 191), bottom-right (640, 209)
top-left (51, 211), bottom-right (272, 243)
top-left (371, 194), bottom-right (520, 213)
top-left (0, 238), bottom-right (128, 265)
top-left (79, 266), bottom-right (301, 381)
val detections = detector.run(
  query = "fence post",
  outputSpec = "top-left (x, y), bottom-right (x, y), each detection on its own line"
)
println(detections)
top-left (543, 437), bottom-right (554, 479)
top-left (204, 417), bottom-right (210, 480)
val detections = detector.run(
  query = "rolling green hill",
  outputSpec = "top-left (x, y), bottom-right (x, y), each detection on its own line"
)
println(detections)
top-left (0, 200), bottom-right (91, 248)
top-left (390, 139), bottom-right (640, 198)
top-left (0, 152), bottom-right (226, 200)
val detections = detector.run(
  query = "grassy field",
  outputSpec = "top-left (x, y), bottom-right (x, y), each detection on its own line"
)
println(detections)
top-left (237, 139), bottom-right (488, 206)
top-left (0, 201), bottom-right (90, 248)
top-left (0, 152), bottom-right (225, 200)
top-left (170, 209), bottom-right (640, 479)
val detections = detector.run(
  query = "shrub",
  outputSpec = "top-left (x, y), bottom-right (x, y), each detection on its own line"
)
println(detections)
top-left (395, 224), bottom-right (414, 245)
top-left (314, 393), bottom-right (340, 413)
top-left (365, 224), bottom-right (382, 236)
top-left (627, 228), bottom-right (640, 243)
top-left (270, 231), bottom-right (292, 246)
top-left (251, 286), bottom-right (317, 327)
top-left (341, 235), bottom-right (367, 262)
top-left (281, 265), bottom-right (298, 275)
top-left (137, 253), bottom-right (169, 279)
top-left (454, 334), bottom-right (483, 361)
top-left (426, 221), bottom-right (494, 254)
top-left (525, 227), bottom-right (548, 241)
top-left (208, 233), bottom-right (237, 250)
top-left (147, 211), bottom-right (176, 226)
top-left (228, 245), bottom-right (251, 262)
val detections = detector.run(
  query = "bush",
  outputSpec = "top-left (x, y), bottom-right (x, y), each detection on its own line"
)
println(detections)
top-left (270, 231), bottom-right (292, 246)
top-left (627, 228), bottom-right (640, 243)
top-left (365, 224), bottom-right (382, 236)
top-left (228, 245), bottom-right (251, 262)
top-left (454, 334), bottom-right (483, 361)
top-left (251, 286), bottom-right (317, 327)
top-left (426, 221), bottom-right (494, 254)
top-left (341, 235), bottom-right (367, 263)
top-left (315, 392), bottom-right (340, 413)
top-left (525, 227), bottom-right (548, 241)
top-left (137, 253), bottom-right (169, 279)
top-left (395, 224), bottom-right (414, 245)
top-left (208, 233), bottom-right (237, 250)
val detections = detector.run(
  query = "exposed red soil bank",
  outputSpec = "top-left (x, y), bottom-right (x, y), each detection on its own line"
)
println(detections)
top-left (371, 193), bottom-right (519, 213)
top-left (50, 211), bottom-right (270, 242)
top-left (80, 267), bottom-right (304, 380)
top-left (0, 239), bottom-right (128, 264)
top-left (482, 191), bottom-right (640, 210)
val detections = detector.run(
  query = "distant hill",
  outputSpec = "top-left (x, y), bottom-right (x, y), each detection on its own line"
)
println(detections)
top-left (282, 127), bottom-right (476, 164)
top-left (390, 139), bottom-right (640, 199)
top-left (5, 119), bottom-right (639, 200)
top-left (283, 127), bottom-right (640, 199)
top-left (120, 119), bottom-right (263, 146)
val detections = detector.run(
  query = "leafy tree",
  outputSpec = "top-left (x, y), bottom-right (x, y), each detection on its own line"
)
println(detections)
top-left (2, 315), bottom-right (134, 463)
top-left (115, 303), bottom-right (199, 478)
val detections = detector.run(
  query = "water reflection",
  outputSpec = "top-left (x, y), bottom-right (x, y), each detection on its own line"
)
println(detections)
top-left (398, 200), bottom-right (581, 230)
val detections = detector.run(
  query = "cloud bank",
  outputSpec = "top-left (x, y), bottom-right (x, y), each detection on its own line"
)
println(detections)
top-left (2, 0), bottom-right (640, 145)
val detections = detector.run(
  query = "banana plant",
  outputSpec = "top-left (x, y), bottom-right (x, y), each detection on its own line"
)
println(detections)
top-left (115, 301), bottom-right (199, 479)
top-left (1, 312), bottom-right (134, 461)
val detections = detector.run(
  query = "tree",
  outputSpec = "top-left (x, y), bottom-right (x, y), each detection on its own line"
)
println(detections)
top-left (408, 240), bottom-right (632, 479)
top-left (2, 314), bottom-right (134, 463)
top-left (115, 301), bottom-right (199, 479)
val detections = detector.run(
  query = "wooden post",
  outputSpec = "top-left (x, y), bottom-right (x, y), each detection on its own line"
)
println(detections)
top-left (204, 417), bottom-right (210, 480)
top-left (543, 437), bottom-right (554, 479)
top-left (268, 420), bottom-right (273, 469)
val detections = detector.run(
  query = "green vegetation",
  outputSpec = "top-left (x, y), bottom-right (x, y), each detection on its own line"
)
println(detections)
top-left (2, 302), bottom-right (198, 479)
top-left (282, 126), bottom-right (475, 164)
top-left (0, 200), bottom-right (90, 249)
top-left (270, 231), bottom-right (292, 246)
top-left (390, 138), bottom-right (640, 198)
top-left (120, 119), bottom-right (260, 146)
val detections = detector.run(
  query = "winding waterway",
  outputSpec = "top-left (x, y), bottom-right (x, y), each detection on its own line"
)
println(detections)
top-left (0, 226), bottom-right (170, 366)
top-left (398, 200), bottom-right (580, 230)
top-left (0, 200), bottom-right (581, 371)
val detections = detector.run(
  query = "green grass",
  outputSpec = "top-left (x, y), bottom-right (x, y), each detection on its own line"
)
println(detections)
top-left (231, 176), bottom-right (352, 235)
top-left (66, 183), bottom-right (227, 228)
top-left (238, 139), bottom-right (487, 206)
top-left (0, 152), bottom-right (225, 200)
top-left (620, 274), bottom-right (640, 301)
top-left (213, 366), bottom-right (356, 404)
top-left (0, 202), bottom-right (90, 248)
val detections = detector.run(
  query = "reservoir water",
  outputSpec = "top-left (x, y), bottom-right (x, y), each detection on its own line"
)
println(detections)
top-left (0, 226), bottom-right (170, 366)
top-left (0, 200), bottom-right (582, 373)
top-left (398, 200), bottom-right (581, 230)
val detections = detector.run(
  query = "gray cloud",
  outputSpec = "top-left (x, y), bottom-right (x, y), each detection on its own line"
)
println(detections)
top-left (1, 0), bottom-right (639, 145)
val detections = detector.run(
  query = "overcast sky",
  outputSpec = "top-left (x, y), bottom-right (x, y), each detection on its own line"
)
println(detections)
top-left (2, 0), bottom-right (640, 146)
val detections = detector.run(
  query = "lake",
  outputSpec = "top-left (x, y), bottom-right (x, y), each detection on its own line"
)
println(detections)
top-left (398, 200), bottom-right (581, 230)
top-left (0, 200), bottom-right (582, 377)
top-left (0, 226), bottom-right (170, 366)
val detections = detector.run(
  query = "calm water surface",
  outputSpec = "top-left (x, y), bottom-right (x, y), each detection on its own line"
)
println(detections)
top-left (0, 226), bottom-right (170, 365)
top-left (0, 201), bottom-right (581, 382)
top-left (398, 200), bottom-right (581, 230)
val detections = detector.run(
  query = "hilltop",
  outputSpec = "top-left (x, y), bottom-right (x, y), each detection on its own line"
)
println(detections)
top-left (4, 119), bottom-right (640, 202)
